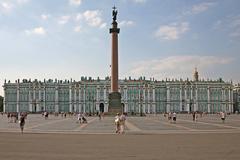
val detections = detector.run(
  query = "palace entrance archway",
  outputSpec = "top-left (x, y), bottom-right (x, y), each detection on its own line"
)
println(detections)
top-left (99, 103), bottom-right (104, 113)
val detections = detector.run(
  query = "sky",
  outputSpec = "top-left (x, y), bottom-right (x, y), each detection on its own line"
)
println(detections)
top-left (0, 0), bottom-right (240, 96)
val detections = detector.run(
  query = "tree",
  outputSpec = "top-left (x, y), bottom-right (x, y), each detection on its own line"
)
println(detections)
top-left (0, 96), bottom-right (3, 112)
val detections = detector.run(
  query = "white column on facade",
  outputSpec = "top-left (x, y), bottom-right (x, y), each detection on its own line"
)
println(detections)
top-left (16, 84), bottom-right (20, 113)
top-left (221, 88), bottom-right (225, 111)
top-left (207, 87), bottom-right (211, 113)
top-left (224, 89), bottom-right (227, 112)
top-left (74, 86), bottom-right (77, 112)
top-left (124, 86), bottom-right (127, 101)
top-left (143, 87), bottom-right (146, 113)
top-left (184, 87), bottom-right (187, 112)
top-left (33, 87), bottom-right (36, 112)
top-left (3, 87), bottom-right (6, 112)
top-left (124, 86), bottom-right (128, 112)
top-left (105, 103), bottom-right (108, 112)
top-left (180, 87), bottom-right (182, 112)
top-left (38, 88), bottom-right (41, 112)
top-left (190, 86), bottom-right (193, 112)
top-left (167, 86), bottom-right (170, 112)
top-left (195, 87), bottom-right (198, 111)
top-left (69, 86), bottom-right (72, 112)
top-left (96, 86), bottom-right (100, 111)
top-left (152, 87), bottom-right (156, 113)
top-left (231, 89), bottom-right (233, 113)
top-left (96, 86), bottom-right (99, 102)
top-left (83, 86), bottom-right (86, 113)
top-left (29, 88), bottom-right (32, 112)
top-left (35, 87), bottom-right (40, 112)
top-left (138, 86), bottom-right (141, 113)
top-left (43, 86), bottom-right (46, 111)
top-left (55, 86), bottom-right (59, 113)
top-left (104, 86), bottom-right (106, 101)
top-left (147, 86), bottom-right (150, 113)
top-left (79, 87), bottom-right (81, 112)
top-left (124, 86), bottom-right (127, 112)
top-left (229, 88), bottom-right (232, 113)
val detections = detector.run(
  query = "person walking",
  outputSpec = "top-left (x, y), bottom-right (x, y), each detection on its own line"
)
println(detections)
top-left (220, 112), bottom-right (226, 123)
top-left (98, 112), bottom-right (102, 121)
top-left (77, 113), bottom-right (82, 123)
top-left (19, 114), bottom-right (25, 134)
top-left (168, 112), bottom-right (172, 123)
top-left (192, 112), bottom-right (196, 122)
top-left (114, 113), bottom-right (121, 134)
top-left (172, 112), bottom-right (177, 123)
top-left (119, 113), bottom-right (127, 134)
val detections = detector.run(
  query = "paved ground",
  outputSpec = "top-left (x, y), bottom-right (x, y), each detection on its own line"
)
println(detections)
top-left (1, 113), bottom-right (240, 134)
top-left (0, 132), bottom-right (240, 160)
top-left (0, 114), bottom-right (240, 160)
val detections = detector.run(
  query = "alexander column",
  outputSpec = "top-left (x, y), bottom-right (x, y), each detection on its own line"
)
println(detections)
top-left (108, 6), bottom-right (122, 114)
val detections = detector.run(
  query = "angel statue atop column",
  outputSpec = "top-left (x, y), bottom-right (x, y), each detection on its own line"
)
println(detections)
top-left (112, 6), bottom-right (118, 21)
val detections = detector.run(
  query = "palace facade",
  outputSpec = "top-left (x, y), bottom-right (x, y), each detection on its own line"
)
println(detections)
top-left (3, 69), bottom-right (234, 113)
top-left (233, 84), bottom-right (240, 112)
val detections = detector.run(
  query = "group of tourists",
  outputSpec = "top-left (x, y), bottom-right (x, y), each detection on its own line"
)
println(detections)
top-left (164, 112), bottom-right (177, 123)
top-left (114, 112), bottom-right (127, 134)
top-left (42, 111), bottom-right (49, 119)
top-left (192, 112), bottom-right (198, 122)
top-left (163, 111), bottom-right (228, 124)
top-left (1, 110), bottom-right (230, 134)
top-left (77, 112), bottom-right (88, 123)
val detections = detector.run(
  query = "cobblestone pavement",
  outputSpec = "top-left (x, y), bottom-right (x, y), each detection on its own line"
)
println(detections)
top-left (1, 114), bottom-right (240, 160)
top-left (1, 113), bottom-right (240, 134)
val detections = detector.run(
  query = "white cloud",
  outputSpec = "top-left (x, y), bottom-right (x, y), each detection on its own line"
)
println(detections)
top-left (83, 10), bottom-right (106, 28)
top-left (75, 13), bottom-right (83, 21)
top-left (74, 26), bottom-right (82, 32)
top-left (0, 0), bottom-right (29, 14)
top-left (155, 22), bottom-right (189, 40)
top-left (132, 0), bottom-right (146, 3)
top-left (214, 15), bottom-right (240, 38)
top-left (229, 15), bottom-right (240, 37)
top-left (25, 27), bottom-right (46, 35)
top-left (119, 20), bottom-right (135, 27)
top-left (126, 56), bottom-right (233, 80)
top-left (100, 23), bottom-right (107, 28)
top-left (17, 0), bottom-right (29, 4)
top-left (230, 29), bottom-right (240, 37)
top-left (41, 14), bottom-right (50, 20)
top-left (69, 0), bottom-right (82, 6)
top-left (58, 15), bottom-right (71, 24)
top-left (183, 2), bottom-right (216, 15)
top-left (0, 2), bottom-right (13, 13)
top-left (192, 2), bottom-right (215, 14)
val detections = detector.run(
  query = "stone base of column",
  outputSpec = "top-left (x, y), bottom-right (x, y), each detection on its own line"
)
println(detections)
top-left (108, 92), bottom-right (122, 115)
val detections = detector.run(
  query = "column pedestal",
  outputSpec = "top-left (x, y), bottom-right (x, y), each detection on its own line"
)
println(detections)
top-left (108, 92), bottom-right (122, 114)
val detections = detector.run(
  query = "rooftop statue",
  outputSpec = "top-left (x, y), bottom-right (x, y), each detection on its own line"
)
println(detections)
top-left (112, 6), bottom-right (117, 21)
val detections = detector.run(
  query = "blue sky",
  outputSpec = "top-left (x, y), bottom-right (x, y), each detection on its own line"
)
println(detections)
top-left (0, 0), bottom-right (240, 96)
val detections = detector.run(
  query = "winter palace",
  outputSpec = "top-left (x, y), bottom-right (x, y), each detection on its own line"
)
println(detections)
top-left (3, 69), bottom-right (234, 114)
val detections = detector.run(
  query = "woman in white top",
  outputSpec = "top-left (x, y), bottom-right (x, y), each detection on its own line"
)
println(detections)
top-left (115, 113), bottom-right (121, 133)
top-left (220, 112), bottom-right (226, 123)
